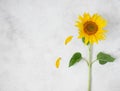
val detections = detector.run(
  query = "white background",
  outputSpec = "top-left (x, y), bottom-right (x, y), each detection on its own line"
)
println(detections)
top-left (0, 0), bottom-right (120, 91)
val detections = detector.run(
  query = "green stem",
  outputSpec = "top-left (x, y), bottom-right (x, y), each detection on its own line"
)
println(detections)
top-left (92, 59), bottom-right (97, 64)
top-left (88, 44), bottom-right (93, 91)
top-left (83, 58), bottom-right (89, 65)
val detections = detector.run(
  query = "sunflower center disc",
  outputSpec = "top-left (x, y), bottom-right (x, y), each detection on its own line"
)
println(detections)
top-left (84, 21), bottom-right (98, 35)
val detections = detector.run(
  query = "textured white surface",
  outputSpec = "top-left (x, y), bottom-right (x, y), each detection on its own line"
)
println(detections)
top-left (0, 0), bottom-right (120, 91)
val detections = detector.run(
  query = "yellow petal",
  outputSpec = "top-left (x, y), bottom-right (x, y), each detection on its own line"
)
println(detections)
top-left (84, 36), bottom-right (89, 44)
top-left (55, 57), bottom-right (61, 68)
top-left (91, 13), bottom-right (99, 22)
top-left (64, 36), bottom-right (73, 45)
top-left (78, 15), bottom-right (83, 22)
top-left (83, 13), bottom-right (91, 22)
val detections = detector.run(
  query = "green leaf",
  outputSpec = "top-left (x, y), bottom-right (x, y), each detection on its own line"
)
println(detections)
top-left (82, 37), bottom-right (89, 45)
top-left (99, 60), bottom-right (107, 65)
top-left (97, 52), bottom-right (115, 65)
top-left (69, 52), bottom-right (82, 67)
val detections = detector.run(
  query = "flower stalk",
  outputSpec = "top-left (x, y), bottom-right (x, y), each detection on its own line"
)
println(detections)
top-left (88, 44), bottom-right (93, 91)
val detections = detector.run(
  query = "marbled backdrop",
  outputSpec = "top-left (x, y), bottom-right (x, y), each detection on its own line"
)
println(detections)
top-left (0, 0), bottom-right (120, 91)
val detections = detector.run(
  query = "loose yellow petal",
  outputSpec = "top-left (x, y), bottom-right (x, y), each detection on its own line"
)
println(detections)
top-left (64, 36), bottom-right (73, 45)
top-left (55, 57), bottom-right (61, 68)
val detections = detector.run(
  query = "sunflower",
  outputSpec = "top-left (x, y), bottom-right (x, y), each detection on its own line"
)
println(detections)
top-left (75, 13), bottom-right (107, 44)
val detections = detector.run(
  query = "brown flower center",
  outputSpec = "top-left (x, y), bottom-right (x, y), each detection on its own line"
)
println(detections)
top-left (84, 21), bottom-right (98, 35)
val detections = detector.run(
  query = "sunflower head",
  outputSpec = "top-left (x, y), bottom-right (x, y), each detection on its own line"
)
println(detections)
top-left (75, 13), bottom-right (107, 44)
